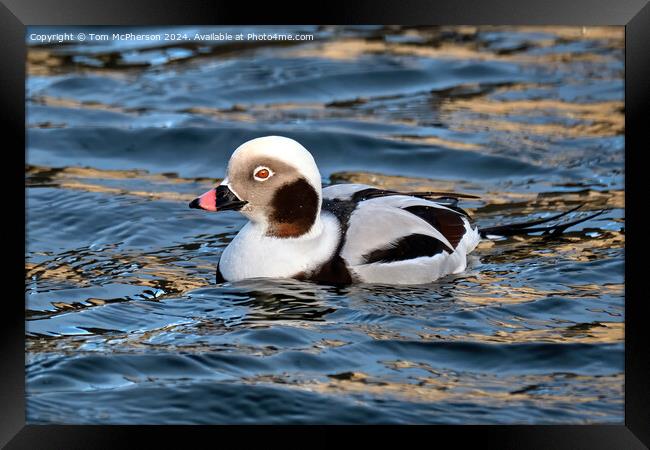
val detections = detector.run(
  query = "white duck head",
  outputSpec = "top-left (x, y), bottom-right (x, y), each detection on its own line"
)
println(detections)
top-left (190, 136), bottom-right (323, 238)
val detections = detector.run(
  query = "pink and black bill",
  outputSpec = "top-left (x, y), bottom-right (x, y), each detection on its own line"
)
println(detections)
top-left (189, 184), bottom-right (247, 212)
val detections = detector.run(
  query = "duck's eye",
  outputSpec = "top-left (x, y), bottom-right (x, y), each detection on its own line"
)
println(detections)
top-left (253, 166), bottom-right (273, 181)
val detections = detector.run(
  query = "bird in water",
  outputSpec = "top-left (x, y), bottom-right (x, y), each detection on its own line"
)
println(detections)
top-left (190, 136), bottom-right (604, 285)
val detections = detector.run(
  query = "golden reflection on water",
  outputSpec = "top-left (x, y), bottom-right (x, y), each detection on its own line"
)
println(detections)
top-left (285, 26), bottom-right (621, 65)
top-left (451, 116), bottom-right (623, 139)
top-left (443, 99), bottom-right (623, 138)
top-left (424, 321), bottom-right (625, 344)
top-left (27, 249), bottom-right (213, 318)
top-left (27, 261), bottom-right (93, 287)
top-left (49, 180), bottom-right (198, 203)
top-left (30, 95), bottom-right (138, 116)
top-left (389, 134), bottom-right (484, 151)
top-left (26, 164), bottom-right (220, 185)
top-left (245, 369), bottom-right (623, 413)
top-left (489, 25), bottom-right (623, 42)
top-left (27, 164), bottom-right (219, 202)
top-left (330, 171), bottom-right (480, 194)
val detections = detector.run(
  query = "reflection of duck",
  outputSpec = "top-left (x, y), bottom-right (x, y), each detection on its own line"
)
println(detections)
top-left (220, 278), bottom-right (337, 323)
top-left (190, 136), bottom-right (603, 285)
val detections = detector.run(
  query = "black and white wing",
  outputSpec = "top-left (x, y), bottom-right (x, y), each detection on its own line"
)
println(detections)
top-left (322, 184), bottom-right (481, 284)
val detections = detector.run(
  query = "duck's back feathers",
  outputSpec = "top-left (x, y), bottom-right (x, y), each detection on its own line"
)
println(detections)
top-left (314, 184), bottom-right (480, 284)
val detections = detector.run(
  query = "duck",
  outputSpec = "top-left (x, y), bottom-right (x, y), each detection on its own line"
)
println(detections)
top-left (190, 136), bottom-right (604, 285)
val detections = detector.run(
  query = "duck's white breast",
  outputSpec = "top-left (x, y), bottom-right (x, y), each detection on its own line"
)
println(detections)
top-left (219, 212), bottom-right (341, 282)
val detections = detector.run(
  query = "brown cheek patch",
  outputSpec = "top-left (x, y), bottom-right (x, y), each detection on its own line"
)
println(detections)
top-left (268, 178), bottom-right (319, 238)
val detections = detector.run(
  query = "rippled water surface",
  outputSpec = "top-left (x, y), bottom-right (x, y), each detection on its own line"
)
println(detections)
top-left (26, 26), bottom-right (625, 424)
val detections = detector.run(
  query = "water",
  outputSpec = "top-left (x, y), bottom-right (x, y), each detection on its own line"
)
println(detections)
top-left (25, 25), bottom-right (625, 424)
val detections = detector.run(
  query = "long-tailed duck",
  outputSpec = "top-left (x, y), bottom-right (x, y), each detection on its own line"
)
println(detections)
top-left (190, 136), bottom-right (604, 285)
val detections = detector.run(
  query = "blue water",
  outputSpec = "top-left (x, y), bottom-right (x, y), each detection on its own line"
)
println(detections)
top-left (26, 25), bottom-right (624, 424)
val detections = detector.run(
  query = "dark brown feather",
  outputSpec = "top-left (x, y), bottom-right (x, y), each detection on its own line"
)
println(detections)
top-left (404, 205), bottom-right (468, 248)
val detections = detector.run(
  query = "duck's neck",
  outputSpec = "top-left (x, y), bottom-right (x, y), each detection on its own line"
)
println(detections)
top-left (263, 212), bottom-right (324, 240)
top-left (219, 211), bottom-right (340, 282)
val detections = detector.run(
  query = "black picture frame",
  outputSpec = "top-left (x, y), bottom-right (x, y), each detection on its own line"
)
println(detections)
top-left (3, 0), bottom-right (648, 447)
